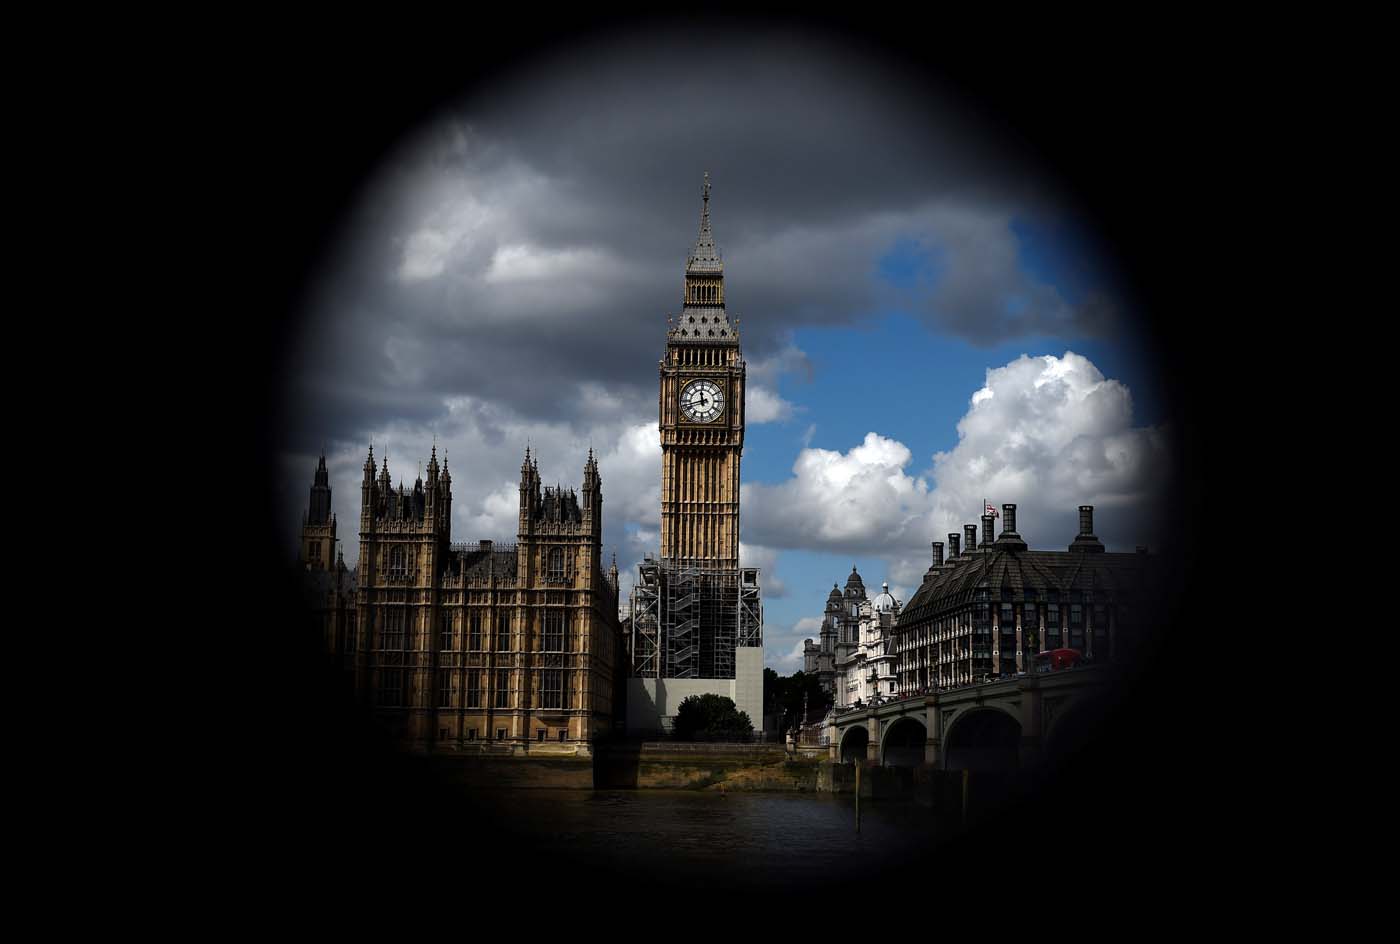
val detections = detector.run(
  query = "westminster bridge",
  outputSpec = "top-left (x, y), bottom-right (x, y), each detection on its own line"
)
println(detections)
top-left (822, 665), bottom-right (1114, 770)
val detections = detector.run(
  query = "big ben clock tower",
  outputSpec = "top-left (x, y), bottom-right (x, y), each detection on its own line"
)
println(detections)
top-left (659, 172), bottom-right (745, 570)
top-left (626, 173), bottom-right (761, 724)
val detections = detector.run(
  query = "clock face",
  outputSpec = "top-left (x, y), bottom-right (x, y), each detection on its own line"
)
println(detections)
top-left (681, 379), bottom-right (725, 423)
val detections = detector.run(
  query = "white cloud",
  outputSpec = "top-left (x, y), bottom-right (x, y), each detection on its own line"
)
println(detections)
top-left (744, 431), bottom-right (929, 552)
top-left (738, 542), bottom-right (786, 598)
top-left (743, 351), bottom-right (1167, 586)
top-left (765, 616), bottom-right (824, 674)
top-left (285, 397), bottom-right (663, 573)
top-left (746, 385), bottom-right (795, 424)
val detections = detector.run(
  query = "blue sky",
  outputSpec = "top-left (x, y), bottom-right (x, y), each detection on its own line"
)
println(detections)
top-left (741, 238), bottom-right (1163, 668)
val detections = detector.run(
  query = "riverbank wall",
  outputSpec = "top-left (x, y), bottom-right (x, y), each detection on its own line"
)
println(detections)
top-left (412, 741), bottom-right (981, 807)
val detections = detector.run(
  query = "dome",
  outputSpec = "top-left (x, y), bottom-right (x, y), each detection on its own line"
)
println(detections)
top-left (872, 581), bottom-right (898, 613)
top-left (845, 565), bottom-right (866, 593)
top-left (827, 583), bottom-right (842, 601)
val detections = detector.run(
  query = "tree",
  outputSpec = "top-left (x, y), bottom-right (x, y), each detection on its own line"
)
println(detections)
top-left (763, 667), bottom-right (780, 718)
top-left (672, 693), bottom-right (753, 741)
top-left (773, 670), bottom-right (832, 732)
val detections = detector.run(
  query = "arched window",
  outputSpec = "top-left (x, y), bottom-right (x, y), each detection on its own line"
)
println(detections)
top-left (548, 547), bottom-right (565, 581)
top-left (388, 546), bottom-right (408, 579)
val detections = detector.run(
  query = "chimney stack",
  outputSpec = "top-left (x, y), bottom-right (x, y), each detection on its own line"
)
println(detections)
top-left (931, 542), bottom-right (944, 567)
top-left (980, 514), bottom-right (994, 549)
top-left (965, 524), bottom-right (978, 555)
top-left (995, 503), bottom-right (1028, 551)
top-left (948, 532), bottom-right (961, 560)
top-left (1069, 504), bottom-right (1105, 553)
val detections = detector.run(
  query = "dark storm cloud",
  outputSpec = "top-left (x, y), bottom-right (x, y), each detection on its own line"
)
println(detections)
top-left (282, 24), bottom-right (1125, 456)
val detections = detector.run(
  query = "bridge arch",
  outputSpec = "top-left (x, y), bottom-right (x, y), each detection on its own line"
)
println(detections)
top-left (880, 716), bottom-right (927, 767)
top-left (838, 724), bottom-right (870, 763)
top-left (943, 706), bottom-right (1021, 771)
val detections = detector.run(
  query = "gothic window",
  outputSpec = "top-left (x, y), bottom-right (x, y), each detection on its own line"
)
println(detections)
top-left (377, 669), bottom-right (402, 706)
top-left (466, 670), bottom-right (483, 708)
top-left (495, 670), bottom-right (510, 708)
top-left (388, 546), bottom-right (408, 579)
top-left (542, 669), bottom-right (563, 709)
top-left (544, 610), bottom-right (565, 652)
top-left (495, 613), bottom-right (510, 651)
top-left (380, 608), bottom-right (406, 650)
top-left (439, 610), bottom-right (455, 651)
top-left (548, 547), bottom-right (564, 581)
top-left (439, 670), bottom-right (454, 707)
top-left (469, 611), bottom-right (482, 650)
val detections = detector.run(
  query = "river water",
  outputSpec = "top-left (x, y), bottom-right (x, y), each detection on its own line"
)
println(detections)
top-left (454, 788), bottom-right (957, 890)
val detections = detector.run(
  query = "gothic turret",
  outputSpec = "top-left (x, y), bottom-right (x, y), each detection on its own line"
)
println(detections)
top-left (518, 446), bottom-right (541, 536)
top-left (308, 452), bottom-right (332, 525)
top-left (301, 450), bottom-right (337, 570)
top-left (581, 447), bottom-right (602, 538)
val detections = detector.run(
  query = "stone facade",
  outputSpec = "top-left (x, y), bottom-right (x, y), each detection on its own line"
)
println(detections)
top-left (303, 445), bottom-right (624, 755)
top-left (891, 503), bottom-right (1151, 693)
top-left (299, 453), bottom-right (358, 656)
top-left (804, 567), bottom-right (901, 708)
top-left (626, 173), bottom-right (763, 731)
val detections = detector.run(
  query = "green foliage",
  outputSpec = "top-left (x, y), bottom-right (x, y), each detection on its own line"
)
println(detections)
top-left (768, 670), bottom-right (833, 732)
top-left (763, 667), bottom-right (780, 716)
top-left (672, 693), bottom-right (754, 741)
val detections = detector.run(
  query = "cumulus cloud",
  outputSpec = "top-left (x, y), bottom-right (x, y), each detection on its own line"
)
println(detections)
top-left (744, 432), bottom-right (929, 553)
top-left (766, 616), bottom-right (824, 675)
top-left (739, 543), bottom-right (787, 599)
top-left (277, 398), bottom-right (661, 579)
top-left (281, 26), bottom-right (1121, 454)
top-left (746, 386), bottom-right (795, 424)
top-left (744, 351), bottom-right (1168, 586)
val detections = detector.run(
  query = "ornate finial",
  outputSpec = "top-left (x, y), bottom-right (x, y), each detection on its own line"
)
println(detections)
top-left (703, 170), bottom-right (710, 203)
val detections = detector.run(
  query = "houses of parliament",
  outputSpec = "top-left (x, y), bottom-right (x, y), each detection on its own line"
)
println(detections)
top-left (300, 443), bottom-right (625, 754)
top-left (298, 174), bottom-right (763, 751)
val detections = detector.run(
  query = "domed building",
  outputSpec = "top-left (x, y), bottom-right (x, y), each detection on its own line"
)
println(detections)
top-left (803, 566), bottom-right (902, 708)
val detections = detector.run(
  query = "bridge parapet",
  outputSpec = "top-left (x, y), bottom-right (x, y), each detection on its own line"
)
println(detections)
top-left (825, 665), bottom-right (1112, 769)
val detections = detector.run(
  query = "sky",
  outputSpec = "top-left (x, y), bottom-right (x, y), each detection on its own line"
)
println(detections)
top-left (274, 25), bottom-right (1171, 676)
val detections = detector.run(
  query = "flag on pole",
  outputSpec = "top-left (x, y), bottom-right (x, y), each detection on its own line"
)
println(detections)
top-left (984, 501), bottom-right (998, 517)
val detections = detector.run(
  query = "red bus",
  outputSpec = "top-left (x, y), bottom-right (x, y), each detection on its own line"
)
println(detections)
top-left (1033, 648), bottom-right (1084, 673)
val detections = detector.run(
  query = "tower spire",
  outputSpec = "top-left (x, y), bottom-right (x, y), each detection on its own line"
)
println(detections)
top-left (686, 170), bottom-right (721, 273)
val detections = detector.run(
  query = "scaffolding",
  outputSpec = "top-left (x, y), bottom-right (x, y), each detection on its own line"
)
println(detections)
top-left (628, 557), bottom-right (763, 679)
